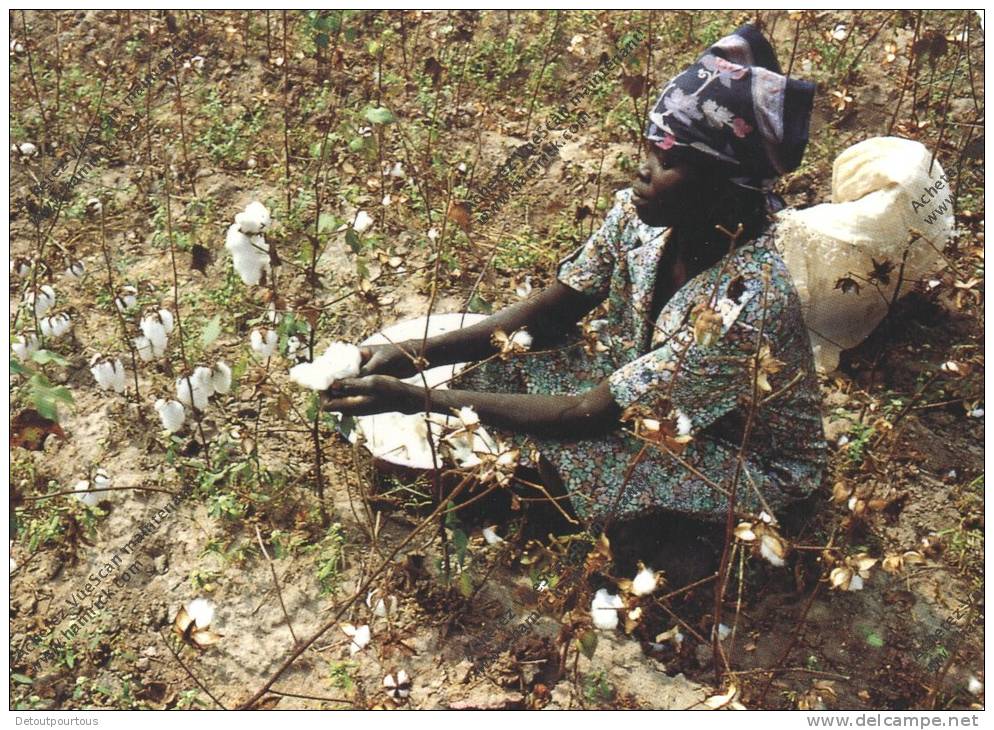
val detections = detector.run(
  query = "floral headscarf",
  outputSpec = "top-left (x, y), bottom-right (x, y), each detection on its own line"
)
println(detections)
top-left (646, 24), bottom-right (815, 191)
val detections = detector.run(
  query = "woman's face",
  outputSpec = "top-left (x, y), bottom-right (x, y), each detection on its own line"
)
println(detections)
top-left (631, 144), bottom-right (712, 227)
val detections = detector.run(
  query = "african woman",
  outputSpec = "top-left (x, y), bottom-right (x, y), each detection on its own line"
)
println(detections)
top-left (324, 25), bottom-right (827, 525)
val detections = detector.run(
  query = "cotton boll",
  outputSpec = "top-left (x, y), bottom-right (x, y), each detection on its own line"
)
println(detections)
top-left (193, 366), bottom-right (216, 397)
top-left (185, 598), bottom-right (215, 629)
top-left (115, 285), bottom-right (138, 313)
top-left (631, 566), bottom-right (659, 597)
top-left (92, 469), bottom-right (112, 499)
top-left (675, 409), bottom-right (692, 437)
top-left (510, 329), bottom-right (533, 350)
top-left (11, 257), bottom-right (32, 277)
top-left (17, 141), bottom-right (36, 157)
top-left (11, 333), bottom-right (39, 361)
top-left (383, 669), bottom-right (411, 701)
top-left (353, 210), bottom-right (374, 233)
top-left (64, 260), bottom-right (85, 279)
top-left (235, 201), bottom-right (271, 234)
top-left (482, 526), bottom-right (503, 545)
top-left (289, 342), bottom-right (362, 390)
top-left (157, 309), bottom-right (174, 334)
top-left (140, 312), bottom-right (169, 354)
top-left (967, 675), bottom-right (983, 696)
top-left (155, 399), bottom-right (186, 433)
top-left (176, 373), bottom-right (210, 411)
top-left (24, 285), bottom-right (56, 317)
top-left (134, 336), bottom-right (155, 362)
top-left (250, 328), bottom-right (278, 359)
top-left (211, 361), bottom-right (232, 395)
top-left (40, 312), bottom-right (72, 339)
top-left (73, 480), bottom-right (100, 507)
top-left (458, 406), bottom-right (480, 430)
top-left (759, 533), bottom-right (786, 567)
top-left (225, 224), bottom-right (271, 286)
top-left (91, 355), bottom-right (127, 393)
top-left (591, 588), bottom-right (624, 631)
top-left (341, 623), bottom-right (371, 655)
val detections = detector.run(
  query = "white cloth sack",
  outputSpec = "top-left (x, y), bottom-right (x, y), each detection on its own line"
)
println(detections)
top-left (774, 136), bottom-right (954, 372)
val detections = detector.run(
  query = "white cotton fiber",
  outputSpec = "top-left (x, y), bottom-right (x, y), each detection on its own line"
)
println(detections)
top-left (211, 361), bottom-right (232, 395)
top-left (250, 328), bottom-right (278, 359)
top-left (225, 223), bottom-right (270, 286)
top-left (234, 201), bottom-right (271, 234)
top-left (155, 399), bottom-right (186, 433)
top-left (289, 342), bottom-right (362, 391)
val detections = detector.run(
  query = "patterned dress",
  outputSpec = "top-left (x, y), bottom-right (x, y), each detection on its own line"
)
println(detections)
top-left (457, 188), bottom-right (827, 522)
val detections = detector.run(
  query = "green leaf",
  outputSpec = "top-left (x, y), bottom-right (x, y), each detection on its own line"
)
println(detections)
top-left (866, 631), bottom-right (885, 648)
top-left (10, 359), bottom-right (27, 375)
top-left (578, 629), bottom-right (599, 659)
top-left (363, 106), bottom-right (395, 125)
top-left (345, 229), bottom-right (361, 253)
top-left (467, 292), bottom-right (492, 314)
top-left (318, 212), bottom-right (340, 234)
top-left (348, 137), bottom-right (365, 153)
top-left (11, 673), bottom-right (33, 685)
top-left (32, 349), bottom-right (69, 366)
top-left (315, 32), bottom-right (329, 49)
top-left (457, 570), bottom-right (473, 598)
top-left (201, 315), bottom-right (222, 348)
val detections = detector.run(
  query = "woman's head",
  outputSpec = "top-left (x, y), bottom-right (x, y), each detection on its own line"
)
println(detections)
top-left (637, 23), bottom-right (814, 222)
top-left (632, 143), bottom-right (764, 231)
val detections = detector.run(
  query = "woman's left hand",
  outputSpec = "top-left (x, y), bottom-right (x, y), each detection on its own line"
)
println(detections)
top-left (321, 375), bottom-right (417, 416)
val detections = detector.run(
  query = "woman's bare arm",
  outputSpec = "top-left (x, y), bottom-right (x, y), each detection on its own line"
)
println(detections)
top-left (324, 377), bottom-right (622, 440)
top-left (360, 281), bottom-right (600, 378)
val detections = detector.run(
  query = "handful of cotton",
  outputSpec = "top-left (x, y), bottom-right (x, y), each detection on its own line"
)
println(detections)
top-left (289, 342), bottom-right (362, 391)
top-left (226, 201), bottom-right (272, 286)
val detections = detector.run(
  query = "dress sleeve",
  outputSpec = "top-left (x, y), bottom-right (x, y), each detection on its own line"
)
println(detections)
top-left (556, 191), bottom-right (629, 301)
top-left (607, 256), bottom-right (785, 435)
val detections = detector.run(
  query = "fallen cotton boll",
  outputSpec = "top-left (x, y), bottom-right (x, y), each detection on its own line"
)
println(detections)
top-left (11, 333), bottom-right (39, 361)
top-left (211, 361), bottom-right (232, 395)
top-left (383, 670), bottom-right (411, 701)
top-left (967, 675), bottom-right (983, 696)
top-left (352, 210), bottom-right (374, 233)
top-left (250, 328), bottom-right (279, 359)
top-left (482, 526), bottom-right (503, 545)
top-left (341, 623), bottom-right (371, 655)
top-left (675, 408), bottom-right (692, 437)
top-left (24, 285), bottom-right (56, 318)
top-left (289, 342), bottom-right (362, 390)
top-left (366, 589), bottom-right (398, 618)
top-left (186, 598), bottom-right (215, 629)
top-left (591, 588), bottom-right (624, 631)
top-left (234, 201), bottom-right (271, 234)
top-left (155, 399), bottom-right (186, 433)
top-left (714, 623), bottom-right (732, 641)
top-left (90, 355), bottom-right (127, 393)
top-left (631, 565), bottom-right (660, 597)
top-left (16, 141), bottom-right (37, 157)
top-left (173, 597), bottom-right (223, 648)
top-left (73, 479), bottom-right (101, 507)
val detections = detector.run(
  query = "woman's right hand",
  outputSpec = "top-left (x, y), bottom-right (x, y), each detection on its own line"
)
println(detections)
top-left (358, 341), bottom-right (423, 379)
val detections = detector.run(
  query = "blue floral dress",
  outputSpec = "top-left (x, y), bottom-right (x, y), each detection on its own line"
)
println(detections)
top-left (457, 188), bottom-right (826, 522)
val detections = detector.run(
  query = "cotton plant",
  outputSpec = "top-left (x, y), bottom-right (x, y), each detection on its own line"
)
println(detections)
top-left (90, 354), bottom-right (127, 393)
top-left (289, 342), bottom-right (363, 390)
top-left (226, 201), bottom-right (272, 286)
